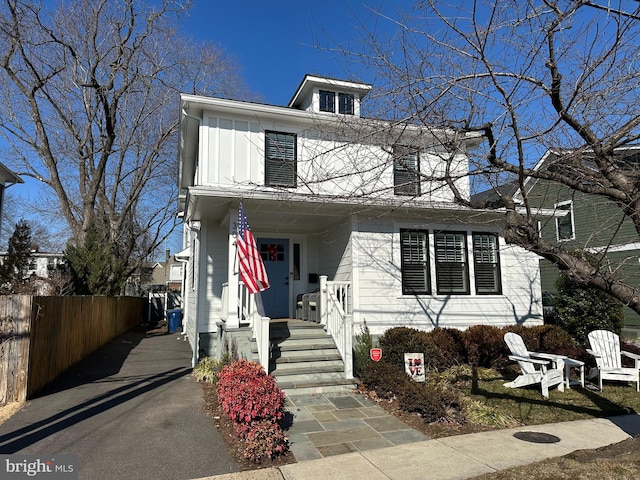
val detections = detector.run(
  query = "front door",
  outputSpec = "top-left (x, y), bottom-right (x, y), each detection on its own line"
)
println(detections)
top-left (258, 238), bottom-right (290, 318)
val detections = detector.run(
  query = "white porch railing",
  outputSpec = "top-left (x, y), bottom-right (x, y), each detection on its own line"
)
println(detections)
top-left (223, 276), bottom-right (352, 378)
top-left (221, 281), bottom-right (270, 370)
top-left (319, 275), bottom-right (353, 379)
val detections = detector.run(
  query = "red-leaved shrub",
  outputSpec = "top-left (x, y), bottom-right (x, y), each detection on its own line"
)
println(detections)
top-left (242, 419), bottom-right (289, 463)
top-left (217, 359), bottom-right (285, 424)
top-left (216, 359), bottom-right (288, 462)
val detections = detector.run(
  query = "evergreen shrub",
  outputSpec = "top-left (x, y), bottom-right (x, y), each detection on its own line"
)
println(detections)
top-left (428, 328), bottom-right (468, 370)
top-left (359, 361), bottom-right (409, 400)
top-left (378, 327), bottom-right (438, 370)
top-left (463, 325), bottom-right (508, 368)
top-left (551, 273), bottom-right (625, 345)
top-left (353, 321), bottom-right (374, 378)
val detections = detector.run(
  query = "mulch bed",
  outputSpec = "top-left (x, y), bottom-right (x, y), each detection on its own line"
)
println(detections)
top-left (200, 383), bottom-right (296, 471)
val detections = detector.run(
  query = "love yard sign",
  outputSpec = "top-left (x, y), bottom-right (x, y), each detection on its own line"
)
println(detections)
top-left (404, 353), bottom-right (425, 382)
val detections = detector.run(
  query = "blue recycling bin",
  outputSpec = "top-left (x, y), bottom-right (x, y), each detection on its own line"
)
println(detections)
top-left (167, 309), bottom-right (182, 334)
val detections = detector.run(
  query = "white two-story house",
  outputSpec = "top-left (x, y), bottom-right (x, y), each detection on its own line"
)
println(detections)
top-left (178, 75), bottom-right (543, 383)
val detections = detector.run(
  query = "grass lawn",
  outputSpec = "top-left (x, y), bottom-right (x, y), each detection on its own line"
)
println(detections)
top-left (421, 368), bottom-right (640, 479)
top-left (463, 368), bottom-right (640, 427)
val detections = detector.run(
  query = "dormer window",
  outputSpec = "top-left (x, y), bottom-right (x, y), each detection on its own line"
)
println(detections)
top-left (338, 93), bottom-right (354, 115)
top-left (319, 90), bottom-right (335, 112)
top-left (319, 90), bottom-right (354, 115)
top-left (288, 75), bottom-right (371, 117)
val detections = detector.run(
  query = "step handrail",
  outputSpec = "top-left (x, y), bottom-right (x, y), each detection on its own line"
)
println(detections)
top-left (319, 276), bottom-right (353, 379)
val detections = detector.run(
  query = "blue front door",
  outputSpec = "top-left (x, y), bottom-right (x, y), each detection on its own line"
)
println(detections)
top-left (258, 238), bottom-right (290, 318)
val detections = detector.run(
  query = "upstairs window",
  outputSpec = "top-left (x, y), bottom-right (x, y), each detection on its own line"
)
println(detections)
top-left (319, 90), bottom-right (335, 112)
top-left (435, 231), bottom-right (469, 294)
top-left (393, 146), bottom-right (421, 196)
top-left (338, 92), bottom-right (354, 115)
top-left (555, 201), bottom-right (574, 241)
top-left (265, 131), bottom-right (297, 187)
top-left (472, 233), bottom-right (502, 294)
top-left (400, 229), bottom-right (430, 294)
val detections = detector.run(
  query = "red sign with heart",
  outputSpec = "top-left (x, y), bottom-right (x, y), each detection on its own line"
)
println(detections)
top-left (370, 348), bottom-right (382, 362)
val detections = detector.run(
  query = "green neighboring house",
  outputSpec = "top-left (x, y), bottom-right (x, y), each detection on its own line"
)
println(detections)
top-left (525, 147), bottom-right (640, 338)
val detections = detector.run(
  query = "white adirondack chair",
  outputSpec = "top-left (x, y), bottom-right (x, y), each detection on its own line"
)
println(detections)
top-left (587, 330), bottom-right (640, 391)
top-left (503, 332), bottom-right (565, 398)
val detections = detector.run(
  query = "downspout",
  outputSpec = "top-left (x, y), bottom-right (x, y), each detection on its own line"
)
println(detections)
top-left (187, 220), bottom-right (201, 368)
top-left (175, 253), bottom-right (189, 341)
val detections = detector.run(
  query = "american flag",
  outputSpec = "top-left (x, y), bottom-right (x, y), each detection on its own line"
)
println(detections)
top-left (236, 202), bottom-right (270, 294)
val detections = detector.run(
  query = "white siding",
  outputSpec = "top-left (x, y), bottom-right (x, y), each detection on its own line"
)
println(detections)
top-left (352, 216), bottom-right (543, 336)
top-left (317, 219), bottom-right (353, 281)
top-left (199, 112), bottom-right (464, 203)
top-left (201, 220), bottom-right (229, 333)
top-left (179, 94), bottom-right (544, 354)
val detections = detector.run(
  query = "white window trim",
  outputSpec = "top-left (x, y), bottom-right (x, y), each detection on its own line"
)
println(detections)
top-left (554, 200), bottom-right (575, 241)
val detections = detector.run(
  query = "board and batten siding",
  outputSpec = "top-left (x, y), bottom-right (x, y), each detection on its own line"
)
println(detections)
top-left (198, 113), bottom-right (464, 203)
top-left (351, 217), bottom-right (543, 336)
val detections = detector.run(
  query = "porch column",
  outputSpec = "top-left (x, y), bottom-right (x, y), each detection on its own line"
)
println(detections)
top-left (226, 218), bottom-right (240, 329)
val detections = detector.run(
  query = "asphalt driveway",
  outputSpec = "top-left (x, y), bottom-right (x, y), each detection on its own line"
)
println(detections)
top-left (0, 326), bottom-right (238, 480)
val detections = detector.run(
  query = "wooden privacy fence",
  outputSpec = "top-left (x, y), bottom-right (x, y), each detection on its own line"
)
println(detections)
top-left (0, 295), bottom-right (145, 403)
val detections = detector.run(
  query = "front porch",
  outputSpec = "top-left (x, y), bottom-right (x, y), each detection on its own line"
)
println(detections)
top-left (218, 276), bottom-right (355, 394)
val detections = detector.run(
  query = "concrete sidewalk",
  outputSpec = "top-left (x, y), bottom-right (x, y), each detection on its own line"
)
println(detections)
top-left (197, 413), bottom-right (640, 480)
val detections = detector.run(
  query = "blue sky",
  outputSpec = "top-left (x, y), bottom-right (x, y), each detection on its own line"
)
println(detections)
top-left (6, 1), bottom-right (410, 249)
top-left (180, 0), bottom-right (406, 105)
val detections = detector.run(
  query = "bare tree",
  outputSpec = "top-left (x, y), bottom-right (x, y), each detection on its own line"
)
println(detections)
top-left (0, 0), bottom-right (251, 291)
top-left (336, 0), bottom-right (640, 313)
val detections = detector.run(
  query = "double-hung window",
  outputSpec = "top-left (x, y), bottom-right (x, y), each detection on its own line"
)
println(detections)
top-left (472, 233), bottom-right (502, 294)
top-left (319, 90), bottom-right (335, 112)
top-left (434, 231), bottom-right (469, 294)
top-left (400, 229), bottom-right (430, 294)
top-left (338, 93), bottom-right (354, 115)
top-left (393, 146), bottom-right (420, 196)
top-left (265, 131), bottom-right (297, 187)
top-left (555, 201), bottom-right (574, 240)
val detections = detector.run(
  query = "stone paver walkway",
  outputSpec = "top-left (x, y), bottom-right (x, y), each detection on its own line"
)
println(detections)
top-left (284, 392), bottom-right (428, 461)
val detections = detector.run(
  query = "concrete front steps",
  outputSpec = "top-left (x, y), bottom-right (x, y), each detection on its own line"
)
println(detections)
top-left (252, 319), bottom-right (357, 396)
